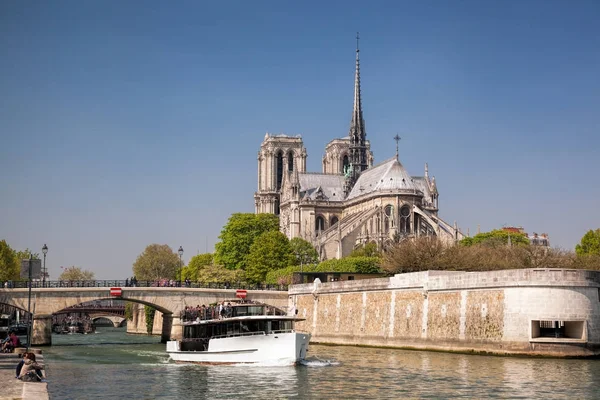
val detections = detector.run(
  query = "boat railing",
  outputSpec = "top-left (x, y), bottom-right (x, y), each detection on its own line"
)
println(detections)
top-left (210, 331), bottom-right (267, 340)
top-left (270, 329), bottom-right (294, 334)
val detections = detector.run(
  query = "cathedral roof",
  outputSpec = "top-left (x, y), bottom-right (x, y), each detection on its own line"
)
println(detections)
top-left (299, 173), bottom-right (346, 201)
top-left (412, 176), bottom-right (431, 197)
top-left (346, 157), bottom-right (419, 200)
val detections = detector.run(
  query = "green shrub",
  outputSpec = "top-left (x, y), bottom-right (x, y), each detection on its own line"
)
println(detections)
top-left (144, 305), bottom-right (156, 334)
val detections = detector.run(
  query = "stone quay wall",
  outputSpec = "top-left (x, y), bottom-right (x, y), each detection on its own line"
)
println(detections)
top-left (288, 269), bottom-right (600, 357)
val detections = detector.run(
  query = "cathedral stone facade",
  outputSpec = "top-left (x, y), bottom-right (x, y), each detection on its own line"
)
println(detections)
top-left (254, 38), bottom-right (464, 260)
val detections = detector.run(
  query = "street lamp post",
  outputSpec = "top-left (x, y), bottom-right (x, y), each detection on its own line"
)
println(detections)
top-left (26, 254), bottom-right (33, 351)
top-left (42, 244), bottom-right (48, 287)
top-left (178, 246), bottom-right (184, 287)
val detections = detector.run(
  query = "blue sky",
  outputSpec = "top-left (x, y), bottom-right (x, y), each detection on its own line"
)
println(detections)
top-left (1, 1), bottom-right (598, 279)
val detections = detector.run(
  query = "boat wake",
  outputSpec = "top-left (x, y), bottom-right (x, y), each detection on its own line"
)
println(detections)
top-left (299, 357), bottom-right (339, 367)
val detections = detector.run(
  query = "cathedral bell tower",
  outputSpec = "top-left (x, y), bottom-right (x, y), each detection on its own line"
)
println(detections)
top-left (254, 134), bottom-right (306, 215)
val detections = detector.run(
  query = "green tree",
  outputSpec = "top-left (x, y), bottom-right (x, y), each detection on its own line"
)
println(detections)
top-left (316, 256), bottom-right (381, 273)
top-left (289, 237), bottom-right (319, 267)
top-left (245, 231), bottom-right (294, 283)
top-left (349, 242), bottom-right (381, 258)
top-left (14, 249), bottom-right (41, 263)
top-left (58, 266), bottom-right (95, 280)
top-left (214, 213), bottom-right (280, 270)
top-left (145, 306), bottom-right (156, 334)
top-left (0, 240), bottom-right (19, 282)
top-left (124, 302), bottom-right (134, 321)
top-left (183, 253), bottom-right (213, 281)
top-left (460, 229), bottom-right (529, 247)
top-left (576, 229), bottom-right (600, 256)
top-left (132, 244), bottom-right (180, 281)
top-left (197, 264), bottom-right (246, 285)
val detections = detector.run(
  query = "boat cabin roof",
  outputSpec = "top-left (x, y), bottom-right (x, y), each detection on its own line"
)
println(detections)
top-left (183, 314), bottom-right (304, 326)
top-left (181, 301), bottom-right (303, 326)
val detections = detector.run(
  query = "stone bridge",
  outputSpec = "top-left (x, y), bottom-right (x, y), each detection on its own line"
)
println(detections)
top-left (89, 314), bottom-right (127, 328)
top-left (54, 306), bottom-right (127, 328)
top-left (0, 287), bottom-right (288, 345)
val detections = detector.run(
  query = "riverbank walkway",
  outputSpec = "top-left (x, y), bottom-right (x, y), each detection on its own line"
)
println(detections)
top-left (0, 352), bottom-right (49, 400)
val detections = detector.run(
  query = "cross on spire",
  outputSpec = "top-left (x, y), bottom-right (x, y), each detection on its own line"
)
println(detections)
top-left (394, 134), bottom-right (401, 159)
top-left (356, 32), bottom-right (360, 53)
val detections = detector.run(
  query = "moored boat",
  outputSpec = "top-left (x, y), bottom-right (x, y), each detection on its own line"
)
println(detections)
top-left (166, 301), bottom-right (310, 365)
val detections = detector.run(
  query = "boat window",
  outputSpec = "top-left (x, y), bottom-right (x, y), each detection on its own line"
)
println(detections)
top-left (269, 320), bottom-right (293, 332)
top-left (247, 306), bottom-right (265, 315)
top-left (234, 306), bottom-right (249, 316)
top-left (232, 305), bottom-right (266, 316)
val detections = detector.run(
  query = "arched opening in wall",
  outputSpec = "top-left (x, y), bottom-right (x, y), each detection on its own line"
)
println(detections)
top-left (275, 198), bottom-right (280, 215)
top-left (92, 317), bottom-right (116, 327)
top-left (384, 205), bottom-right (394, 233)
top-left (330, 216), bottom-right (339, 227)
top-left (276, 151), bottom-right (284, 190)
top-left (2, 296), bottom-right (174, 346)
top-left (288, 152), bottom-right (294, 172)
top-left (400, 206), bottom-right (411, 234)
top-left (342, 154), bottom-right (349, 173)
top-left (315, 216), bottom-right (325, 236)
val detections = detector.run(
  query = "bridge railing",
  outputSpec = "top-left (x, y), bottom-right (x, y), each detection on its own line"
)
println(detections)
top-left (1, 280), bottom-right (288, 291)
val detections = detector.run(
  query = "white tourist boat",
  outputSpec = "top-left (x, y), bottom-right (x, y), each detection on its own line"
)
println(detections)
top-left (166, 301), bottom-right (310, 365)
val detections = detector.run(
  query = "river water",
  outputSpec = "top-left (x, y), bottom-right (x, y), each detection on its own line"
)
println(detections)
top-left (43, 327), bottom-right (600, 399)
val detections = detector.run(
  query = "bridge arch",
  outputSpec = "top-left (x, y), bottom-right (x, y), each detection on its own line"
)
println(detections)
top-left (90, 315), bottom-right (127, 328)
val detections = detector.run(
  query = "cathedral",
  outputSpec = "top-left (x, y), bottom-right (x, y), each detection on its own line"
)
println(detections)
top-left (254, 37), bottom-right (464, 260)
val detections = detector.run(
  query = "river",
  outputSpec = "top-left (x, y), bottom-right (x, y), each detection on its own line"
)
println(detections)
top-left (43, 327), bottom-right (600, 399)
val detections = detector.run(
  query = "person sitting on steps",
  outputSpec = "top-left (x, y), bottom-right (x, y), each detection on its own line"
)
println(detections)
top-left (1, 332), bottom-right (21, 353)
top-left (17, 352), bottom-right (44, 382)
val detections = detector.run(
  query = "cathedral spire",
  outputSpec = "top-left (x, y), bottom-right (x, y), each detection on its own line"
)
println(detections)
top-left (349, 32), bottom-right (368, 182)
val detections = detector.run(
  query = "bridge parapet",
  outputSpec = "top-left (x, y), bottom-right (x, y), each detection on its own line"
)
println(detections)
top-left (2, 280), bottom-right (287, 291)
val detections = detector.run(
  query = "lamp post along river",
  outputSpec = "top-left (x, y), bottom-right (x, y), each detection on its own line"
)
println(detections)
top-left (26, 254), bottom-right (33, 351)
top-left (178, 246), bottom-right (184, 287)
top-left (42, 244), bottom-right (48, 287)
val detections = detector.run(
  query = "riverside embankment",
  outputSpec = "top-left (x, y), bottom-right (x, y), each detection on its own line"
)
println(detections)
top-left (0, 352), bottom-right (49, 400)
top-left (289, 268), bottom-right (600, 357)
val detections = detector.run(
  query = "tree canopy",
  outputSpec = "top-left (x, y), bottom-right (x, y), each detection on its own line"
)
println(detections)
top-left (576, 229), bottom-right (600, 256)
top-left (289, 237), bottom-right (319, 266)
top-left (132, 244), bottom-right (181, 281)
top-left (264, 256), bottom-right (382, 285)
top-left (58, 266), bottom-right (95, 281)
top-left (0, 240), bottom-right (19, 282)
top-left (15, 249), bottom-right (41, 261)
top-left (183, 253), bottom-right (213, 281)
top-left (245, 231), bottom-right (294, 283)
top-left (460, 229), bottom-right (529, 247)
top-left (316, 256), bottom-right (382, 274)
top-left (197, 264), bottom-right (246, 285)
top-left (214, 213), bottom-right (280, 270)
top-left (349, 242), bottom-right (381, 258)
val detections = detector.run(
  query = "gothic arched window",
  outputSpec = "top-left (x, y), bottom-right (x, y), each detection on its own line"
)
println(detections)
top-left (275, 198), bottom-right (280, 215)
top-left (276, 151), bottom-right (284, 190)
top-left (288, 152), bottom-right (294, 172)
top-left (400, 206), bottom-right (411, 234)
top-left (315, 216), bottom-right (325, 236)
top-left (384, 205), bottom-right (394, 233)
top-left (342, 155), bottom-right (349, 174)
top-left (330, 216), bottom-right (339, 226)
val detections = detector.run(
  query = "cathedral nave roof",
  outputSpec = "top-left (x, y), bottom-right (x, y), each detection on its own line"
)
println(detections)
top-left (298, 173), bottom-right (345, 201)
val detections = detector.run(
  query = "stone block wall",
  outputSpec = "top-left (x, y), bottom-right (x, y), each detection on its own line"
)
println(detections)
top-left (290, 269), bottom-right (600, 357)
